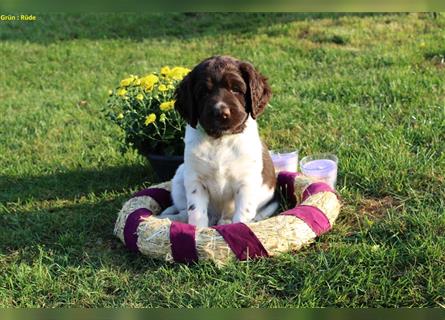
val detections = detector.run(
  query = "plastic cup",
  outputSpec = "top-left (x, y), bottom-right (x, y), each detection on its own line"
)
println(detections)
top-left (269, 150), bottom-right (299, 173)
top-left (300, 153), bottom-right (338, 189)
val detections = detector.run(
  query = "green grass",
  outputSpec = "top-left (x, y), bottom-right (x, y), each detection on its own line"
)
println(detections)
top-left (1, 12), bottom-right (444, 307)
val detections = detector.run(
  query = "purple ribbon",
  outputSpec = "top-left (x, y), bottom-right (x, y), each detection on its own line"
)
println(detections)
top-left (281, 205), bottom-right (331, 236)
top-left (132, 188), bottom-right (172, 210)
top-left (169, 221), bottom-right (199, 264)
top-left (277, 171), bottom-right (301, 207)
top-left (302, 182), bottom-right (335, 202)
top-left (213, 223), bottom-right (269, 260)
top-left (123, 208), bottom-right (152, 252)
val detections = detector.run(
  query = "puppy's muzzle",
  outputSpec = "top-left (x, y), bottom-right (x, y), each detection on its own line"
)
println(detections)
top-left (213, 102), bottom-right (231, 122)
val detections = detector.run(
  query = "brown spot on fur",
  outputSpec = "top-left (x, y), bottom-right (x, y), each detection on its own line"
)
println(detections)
top-left (261, 142), bottom-right (276, 189)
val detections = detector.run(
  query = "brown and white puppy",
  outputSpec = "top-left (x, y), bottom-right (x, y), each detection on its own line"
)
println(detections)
top-left (159, 56), bottom-right (277, 227)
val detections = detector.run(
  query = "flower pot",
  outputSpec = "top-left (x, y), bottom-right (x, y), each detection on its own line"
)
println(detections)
top-left (146, 153), bottom-right (184, 182)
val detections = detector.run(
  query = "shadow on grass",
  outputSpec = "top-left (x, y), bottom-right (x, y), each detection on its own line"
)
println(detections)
top-left (0, 13), bottom-right (395, 44)
top-left (0, 196), bottom-right (168, 272)
top-left (0, 164), bottom-right (155, 204)
top-left (0, 162), bottom-right (181, 273)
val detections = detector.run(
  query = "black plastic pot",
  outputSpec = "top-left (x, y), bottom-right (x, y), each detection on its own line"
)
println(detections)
top-left (146, 153), bottom-right (184, 182)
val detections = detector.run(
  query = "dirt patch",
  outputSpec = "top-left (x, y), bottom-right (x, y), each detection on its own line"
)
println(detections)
top-left (358, 196), bottom-right (401, 220)
top-left (424, 51), bottom-right (445, 68)
top-left (297, 27), bottom-right (348, 45)
top-left (298, 27), bottom-right (311, 39)
top-left (336, 196), bottom-right (403, 234)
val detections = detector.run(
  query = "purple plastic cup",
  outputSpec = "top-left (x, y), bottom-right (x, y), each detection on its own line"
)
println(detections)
top-left (270, 150), bottom-right (298, 173)
top-left (300, 153), bottom-right (339, 189)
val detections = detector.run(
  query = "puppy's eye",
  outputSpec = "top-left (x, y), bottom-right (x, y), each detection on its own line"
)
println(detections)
top-left (230, 86), bottom-right (242, 94)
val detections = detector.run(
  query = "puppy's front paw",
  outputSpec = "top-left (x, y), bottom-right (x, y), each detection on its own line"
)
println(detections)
top-left (188, 215), bottom-right (208, 228)
top-left (188, 207), bottom-right (209, 227)
top-left (217, 217), bottom-right (232, 225)
top-left (232, 211), bottom-right (254, 224)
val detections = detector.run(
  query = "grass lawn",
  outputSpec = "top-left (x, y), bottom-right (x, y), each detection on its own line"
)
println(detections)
top-left (0, 13), bottom-right (444, 307)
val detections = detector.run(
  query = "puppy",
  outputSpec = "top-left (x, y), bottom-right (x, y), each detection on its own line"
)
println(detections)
top-left (160, 56), bottom-right (278, 227)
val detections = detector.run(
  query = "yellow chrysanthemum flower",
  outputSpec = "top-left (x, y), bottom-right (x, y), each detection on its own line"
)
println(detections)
top-left (160, 100), bottom-right (175, 112)
top-left (160, 66), bottom-right (171, 76)
top-left (136, 93), bottom-right (144, 101)
top-left (168, 67), bottom-right (191, 80)
top-left (158, 84), bottom-right (168, 92)
top-left (144, 113), bottom-right (157, 125)
top-left (117, 113), bottom-right (124, 119)
top-left (117, 88), bottom-right (127, 96)
top-left (140, 74), bottom-right (159, 91)
top-left (120, 77), bottom-right (134, 87)
top-left (134, 79), bottom-right (141, 86)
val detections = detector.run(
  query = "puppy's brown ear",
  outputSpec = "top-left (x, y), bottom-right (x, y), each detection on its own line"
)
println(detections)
top-left (239, 62), bottom-right (272, 119)
top-left (174, 72), bottom-right (198, 128)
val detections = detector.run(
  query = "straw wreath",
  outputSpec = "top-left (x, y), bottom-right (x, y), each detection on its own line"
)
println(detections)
top-left (114, 171), bottom-right (341, 266)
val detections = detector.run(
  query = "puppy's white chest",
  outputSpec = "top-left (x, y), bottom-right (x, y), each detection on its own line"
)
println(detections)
top-left (193, 142), bottom-right (240, 175)
top-left (190, 133), bottom-right (259, 180)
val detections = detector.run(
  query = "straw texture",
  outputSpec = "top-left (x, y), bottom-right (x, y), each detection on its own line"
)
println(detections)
top-left (114, 173), bottom-right (341, 265)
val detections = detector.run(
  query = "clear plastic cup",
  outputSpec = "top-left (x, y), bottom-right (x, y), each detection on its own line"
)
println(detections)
top-left (269, 150), bottom-right (299, 173)
top-left (300, 153), bottom-right (338, 189)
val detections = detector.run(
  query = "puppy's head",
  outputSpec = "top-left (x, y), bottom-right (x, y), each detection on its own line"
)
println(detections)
top-left (175, 56), bottom-right (271, 138)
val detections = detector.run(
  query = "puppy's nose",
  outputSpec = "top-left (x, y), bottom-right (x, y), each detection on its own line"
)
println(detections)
top-left (220, 105), bottom-right (231, 119)
top-left (214, 102), bottom-right (231, 120)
